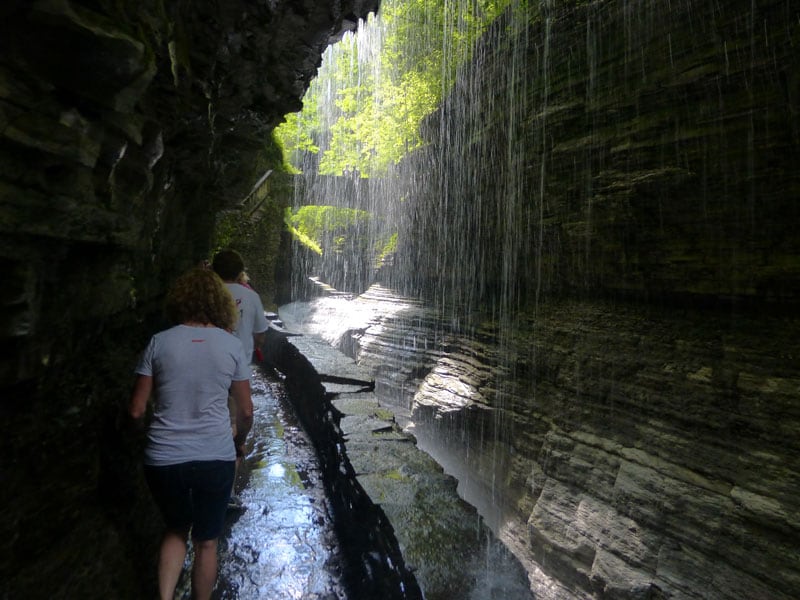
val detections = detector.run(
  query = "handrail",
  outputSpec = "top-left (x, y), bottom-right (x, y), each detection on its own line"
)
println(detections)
top-left (239, 169), bottom-right (274, 216)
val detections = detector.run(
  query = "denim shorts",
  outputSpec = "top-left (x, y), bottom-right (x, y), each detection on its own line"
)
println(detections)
top-left (144, 460), bottom-right (235, 541)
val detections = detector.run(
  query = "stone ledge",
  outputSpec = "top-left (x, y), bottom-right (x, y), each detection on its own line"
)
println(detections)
top-left (263, 332), bottom-right (533, 600)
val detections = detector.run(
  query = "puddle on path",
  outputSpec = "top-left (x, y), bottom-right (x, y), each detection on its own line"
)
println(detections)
top-left (213, 368), bottom-right (347, 600)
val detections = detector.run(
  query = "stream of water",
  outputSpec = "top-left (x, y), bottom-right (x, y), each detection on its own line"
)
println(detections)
top-left (174, 368), bottom-right (348, 600)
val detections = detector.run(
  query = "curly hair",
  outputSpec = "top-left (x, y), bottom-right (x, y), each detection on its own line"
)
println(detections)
top-left (165, 268), bottom-right (238, 331)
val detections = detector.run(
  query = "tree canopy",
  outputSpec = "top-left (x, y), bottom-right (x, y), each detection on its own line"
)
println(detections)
top-left (275, 0), bottom-right (511, 178)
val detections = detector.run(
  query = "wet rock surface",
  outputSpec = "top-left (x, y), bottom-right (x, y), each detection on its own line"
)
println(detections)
top-left (281, 287), bottom-right (800, 600)
top-left (1, 1), bottom-right (798, 598)
top-left (0, 2), bottom-right (380, 595)
top-left (391, 0), bottom-right (800, 306)
top-left (278, 309), bottom-right (534, 600)
top-left (215, 369), bottom-right (347, 600)
top-left (162, 368), bottom-right (346, 599)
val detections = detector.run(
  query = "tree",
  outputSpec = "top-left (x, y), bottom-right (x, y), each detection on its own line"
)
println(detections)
top-left (275, 0), bottom-right (511, 178)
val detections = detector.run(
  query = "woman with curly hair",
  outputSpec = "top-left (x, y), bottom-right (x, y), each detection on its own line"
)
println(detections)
top-left (129, 267), bottom-right (253, 600)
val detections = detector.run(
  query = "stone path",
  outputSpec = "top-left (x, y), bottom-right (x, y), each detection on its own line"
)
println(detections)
top-left (175, 368), bottom-right (347, 600)
top-left (169, 325), bottom-right (533, 599)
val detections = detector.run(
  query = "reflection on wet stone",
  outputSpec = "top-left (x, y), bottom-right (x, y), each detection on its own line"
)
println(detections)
top-left (214, 369), bottom-right (347, 600)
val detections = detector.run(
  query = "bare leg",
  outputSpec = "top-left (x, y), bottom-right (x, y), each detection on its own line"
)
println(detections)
top-left (191, 538), bottom-right (219, 600)
top-left (232, 455), bottom-right (242, 497)
top-left (229, 394), bottom-right (239, 503)
top-left (158, 528), bottom-right (189, 600)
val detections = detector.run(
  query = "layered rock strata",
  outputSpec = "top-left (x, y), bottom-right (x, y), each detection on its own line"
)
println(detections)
top-left (0, 1), bottom-right (379, 596)
top-left (363, 1), bottom-right (800, 597)
top-left (265, 321), bottom-right (535, 600)
top-left (300, 287), bottom-right (799, 599)
top-left (391, 0), bottom-right (800, 306)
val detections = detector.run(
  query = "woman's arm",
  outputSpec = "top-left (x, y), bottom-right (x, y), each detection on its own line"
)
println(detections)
top-left (230, 379), bottom-right (253, 450)
top-left (129, 374), bottom-right (153, 422)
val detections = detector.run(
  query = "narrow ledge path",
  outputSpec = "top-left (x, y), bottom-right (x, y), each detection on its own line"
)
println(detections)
top-left (216, 369), bottom-right (347, 599)
top-left (173, 368), bottom-right (348, 600)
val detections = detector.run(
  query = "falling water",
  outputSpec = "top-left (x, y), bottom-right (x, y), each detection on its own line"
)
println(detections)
top-left (279, 0), bottom-right (800, 598)
top-left (281, 0), bottom-right (550, 585)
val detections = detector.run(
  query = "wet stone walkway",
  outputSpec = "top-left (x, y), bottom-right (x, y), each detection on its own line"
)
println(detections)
top-left (177, 367), bottom-right (347, 600)
top-left (171, 320), bottom-right (533, 600)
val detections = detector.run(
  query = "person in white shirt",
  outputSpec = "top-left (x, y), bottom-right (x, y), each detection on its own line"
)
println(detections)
top-left (211, 249), bottom-right (268, 361)
top-left (129, 268), bottom-right (253, 600)
top-left (211, 249), bottom-right (269, 507)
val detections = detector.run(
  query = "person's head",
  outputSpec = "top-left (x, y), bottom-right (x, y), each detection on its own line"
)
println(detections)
top-left (165, 268), bottom-right (238, 330)
top-left (211, 249), bottom-right (245, 282)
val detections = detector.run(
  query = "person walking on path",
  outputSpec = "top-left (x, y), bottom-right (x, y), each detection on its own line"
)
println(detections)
top-left (211, 249), bottom-right (268, 362)
top-left (129, 268), bottom-right (254, 600)
top-left (212, 249), bottom-right (269, 506)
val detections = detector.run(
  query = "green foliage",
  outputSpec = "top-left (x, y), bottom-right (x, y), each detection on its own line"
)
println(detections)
top-left (277, 111), bottom-right (319, 174)
top-left (212, 209), bottom-right (245, 252)
top-left (377, 232), bottom-right (398, 259)
top-left (263, 130), bottom-right (295, 174)
top-left (212, 130), bottom-right (294, 257)
top-left (283, 207), bottom-right (323, 255)
top-left (274, 0), bottom-right (512, 178)
top-left (286, 205), bottom-right (372, 254)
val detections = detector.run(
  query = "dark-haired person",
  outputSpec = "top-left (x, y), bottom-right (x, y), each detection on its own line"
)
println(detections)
top-left (129, 268), bottom-right (253, 600)
top-left (211, 249), bottom-right (269, 507)
top-left (211, 249), bottom-right (268, 361)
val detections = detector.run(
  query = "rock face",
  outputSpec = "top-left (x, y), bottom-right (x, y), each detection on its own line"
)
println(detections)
top-left (349, 1), bottom-right (800, 599)
top-left (389, 0), bottom-right (800, 307)
top-left (262, 328), bottom-right (534, 600)
top-left (308, 286), bottom-right (799, 600)
top-left (0, 1), bottom-right (378, 596)
top-left (260, 331), bottom-right (424, 600)
top-left (1, 0), bottom-right (797, 598)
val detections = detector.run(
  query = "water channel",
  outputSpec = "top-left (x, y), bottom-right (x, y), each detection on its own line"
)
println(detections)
top-left (174, 368), bottom-right (348, 600)
top-left (279, 290), bottom-right (547, 600)
top-left (164, 312), bottom-right (537, 599)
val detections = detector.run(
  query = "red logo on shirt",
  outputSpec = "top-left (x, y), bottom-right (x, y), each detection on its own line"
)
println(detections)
top-left (191, 339), bottom-right (205, 343)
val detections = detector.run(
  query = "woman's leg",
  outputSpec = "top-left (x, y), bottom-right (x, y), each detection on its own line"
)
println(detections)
top-left (191, 538), bottom-right (219, 600)
top-left (186, 460), bottom-right (234, 599)
top-left (158, 528), bottom-right (189, 600)
top-left (144, 464), bottom-right (193, 600)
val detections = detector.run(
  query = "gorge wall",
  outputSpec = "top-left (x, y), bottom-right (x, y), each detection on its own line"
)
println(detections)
top-left (0, 1), bottom-right (379, 597)
top-left (343, 289), bottom-right (798, 599)
top-left (390, 0), bottom-right (800, 307)
top-left (1, 0), bottom-right (798, 598)
top-left (355, 1), bottom-right (799, 599)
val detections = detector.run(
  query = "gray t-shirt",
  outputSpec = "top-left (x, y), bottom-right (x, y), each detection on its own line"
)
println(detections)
top-left (225, 282), bottom-right (269, 360)
top-left (135, 324), bottom-right (251, 466)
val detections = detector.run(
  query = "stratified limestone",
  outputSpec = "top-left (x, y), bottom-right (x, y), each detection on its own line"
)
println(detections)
top-left (341, 290), bottom-right (800, 600)
top-left (270, 330), bottom-right (534, 600)
top-left (0, 1), bottom-right (379, 597)
top-left (395, 0), bottom-right (800, 306)
top-left (376, 2), bottom-right (799, 597)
